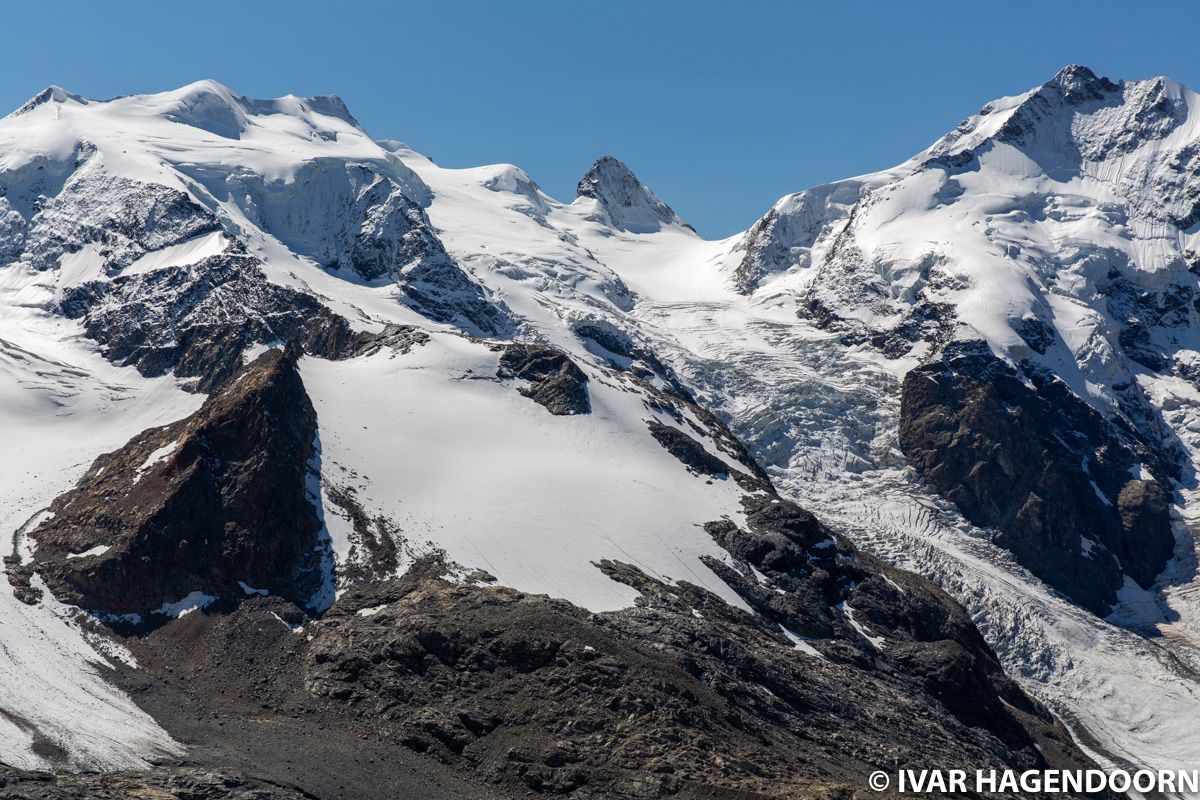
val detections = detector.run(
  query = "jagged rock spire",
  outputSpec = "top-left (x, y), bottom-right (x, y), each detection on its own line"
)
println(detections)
top-left (575, 155), bottom-right (692, 233)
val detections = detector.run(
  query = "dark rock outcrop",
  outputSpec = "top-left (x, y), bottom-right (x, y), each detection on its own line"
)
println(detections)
top-left (60, 250), bottom-right (427, 391)
top-left (574, 322), bottom-right (668, 378)
top-left (647, 419), bottom-right (740, 480)
top-left (25, 348), bottom-right (328, 621)
top-left (732, 206), bottom-right (785, 295)
top-left (13, 349), bottom-right (1104, 798)
top-left (57, 490), bottom-right (1103, 800)
top-left (576, 156), bottom-right (690, 233)
top-left (20, 156), bottom-right (221, 273)
top-left (302, 524), bottom-right (1099, 799)
top-left (1099, 267), bottom-right (1197, 373)
top-left (106, 596), bottom-right (514, 800)
top-left (497, 343), bottom-right (591, 415)
top-left (399, 252), bottom-right (514, 337)
top-left (899, 342), bottom-right (1176, 613)
top-left (700, 494), bottom-right (1055, 743)
top-left (323, 483), bottom-right (404, 585)
top-left (631, 370), bottom-right (773, 492)
top-left (1012, 315), bottom-right (1057, 355)
top-left (0, 767), bottom-right (311, 800)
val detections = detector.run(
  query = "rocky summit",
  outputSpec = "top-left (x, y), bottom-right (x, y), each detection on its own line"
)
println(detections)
top-left (25, 347), bottom-right (327, 622)
top-left (4, 66), bottom-right (1200, 797)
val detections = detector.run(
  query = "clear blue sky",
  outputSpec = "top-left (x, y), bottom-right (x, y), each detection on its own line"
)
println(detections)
top-left (6, 1), bottom-right (1198, 237)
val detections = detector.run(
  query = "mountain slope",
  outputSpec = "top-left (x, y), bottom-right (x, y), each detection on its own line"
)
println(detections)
top-left (12, 350), bottom-right (1097, 799)
top-left (379, 66), bottom-right (1200, 785)
top-left (1, 71), bottom-right (1199, 796)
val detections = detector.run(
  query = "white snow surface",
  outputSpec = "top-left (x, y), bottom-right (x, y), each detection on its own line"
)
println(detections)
top-left (301, 335), bottom-right (752, 612)
top-left (66, 544), bottom-right (110, 560)
top-left (0, 260), bottom-right (198, 768)
top-left (153, 591), bottom-right (217, 619)
top-left (122, 231), bottom-right (227, 277)
top-left (0, 81), bottom-right (426, 198)
top-left (6, 71), bottom-right (1200, 787)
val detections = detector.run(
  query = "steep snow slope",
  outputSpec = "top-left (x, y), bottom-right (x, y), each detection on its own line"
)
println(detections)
top-left (0, 264), bottom-right (199, 768)
top-left (303, 333), bottom-right (754, 612)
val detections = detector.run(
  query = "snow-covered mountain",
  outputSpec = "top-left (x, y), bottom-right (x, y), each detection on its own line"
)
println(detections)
top-left (4, 68), bottom-right (1200, 796)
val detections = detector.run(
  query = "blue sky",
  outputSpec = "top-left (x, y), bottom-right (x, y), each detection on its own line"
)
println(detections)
top-left (6, 1), bottom-right (1198, 236)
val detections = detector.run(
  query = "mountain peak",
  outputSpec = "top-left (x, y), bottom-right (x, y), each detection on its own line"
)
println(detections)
top-left (299, 93), bottom-right (359, 127)
top-left (173, 78), bottom-right (238, 99)
top-left (6, 81), bottom-right (367, 141)
top-left (575, 156), bottom-right (691, 234)
top-left (1046, 64), bottom-right (1119, 104)
top-left (157, 80), bottom-right (251, 139)
top-left (13, 84), bottom-right (87, 115)
top-left (577, 155), bottom-right (639, 191)
top-left (28, 346), bottom-right (328, 620)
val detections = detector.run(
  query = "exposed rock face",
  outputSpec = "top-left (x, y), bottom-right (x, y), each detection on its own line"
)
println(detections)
top-left (730, 182), bottom-right (864, 295)
top-left (302, 504), bottom-right (1097, 800)
top-left (629, 371), bottom-right (774, 491)
top-left (898, 342), bottom-right (1176, 613)
top-left (1099, 267), bottom-right (1198, 373)
top-left (1117, 479), bottom-right (1174, 559)
top-left (399, 252), bottom-right (514, 337)
top-left (231, 162), bottom-right (438, 283)
top-left (60, 250), bottom-right (428, 391)
top-left (731, 206), bottom-right (787, 294)
top-left (14, 152), bottom-right (221, 273)
top-left (995, 66), bottom-right (1184, 165)
top-left (11, 343), bottom-right (1103, 798)
top-left (647, 419), bottom-right (743, 480)
top-left (571, 320), bottom-right (707, 407)
top-left (322, 483), bottom-right (404, 586)
top-left (0, 768), bottom-right (311, 800)
top-left (26, 348), bottom-right (328, 621)
top-left (103, 596), bottom-right (514, 800)
top-left (576, 156), bottom-right (690, 234)
top-left (20, 465), bottom-right (1105, 799)
top-left (6, 158), bottom-right (507, 353)
top-left (573, 322), bottom-right (666, 375)
top-left (699, 495), bottom-right (1049, 739)
top-left (497, 343), bottom-right (591, 415)
top-left (227, 159), bottom-right (511, 335)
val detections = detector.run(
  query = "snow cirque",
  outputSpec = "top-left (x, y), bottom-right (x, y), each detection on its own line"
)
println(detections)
top-left (4, 68), bottom-right (1200, 790)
